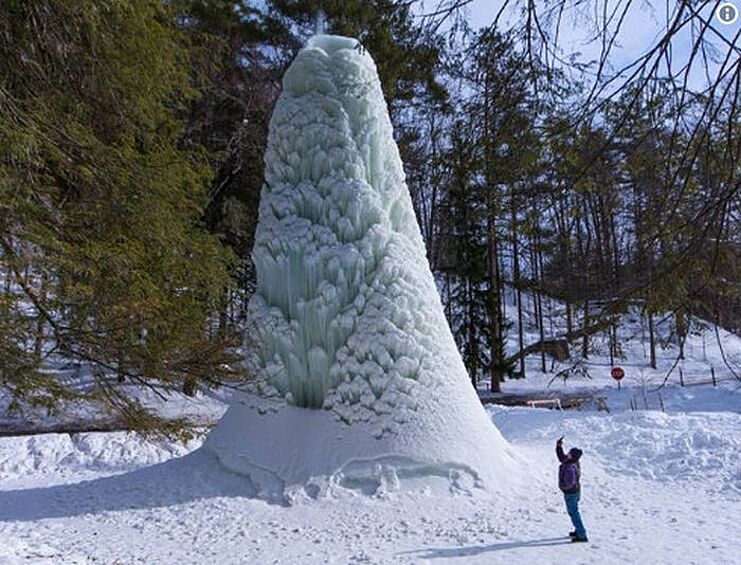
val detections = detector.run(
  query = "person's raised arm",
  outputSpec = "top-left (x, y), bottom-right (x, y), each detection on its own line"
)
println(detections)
top-left (556, 436), bottom-right (566, 462)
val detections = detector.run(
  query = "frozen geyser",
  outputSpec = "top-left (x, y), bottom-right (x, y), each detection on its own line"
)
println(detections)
top-left (205, 35), bottom-right (519, 500)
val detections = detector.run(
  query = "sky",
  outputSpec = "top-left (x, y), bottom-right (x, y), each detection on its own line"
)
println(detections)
top-left (438, 0), bottom-right (740, 93)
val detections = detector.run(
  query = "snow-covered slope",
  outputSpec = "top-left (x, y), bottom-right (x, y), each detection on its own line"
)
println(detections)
top-left (494, 283), bottom-right (740, 389)
top-left (205, 34), bottom-right (517, 498)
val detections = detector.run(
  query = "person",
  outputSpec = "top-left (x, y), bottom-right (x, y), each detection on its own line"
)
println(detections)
top-left (556, 436), bottom-right (588, 542)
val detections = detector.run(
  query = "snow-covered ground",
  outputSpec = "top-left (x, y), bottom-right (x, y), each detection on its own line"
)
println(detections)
top-left (1, 378), bottom-right (738, 565)
top-left (1, 298), bottom-right (739, 564)
top-left (1, 296), bottom-right (738, 564)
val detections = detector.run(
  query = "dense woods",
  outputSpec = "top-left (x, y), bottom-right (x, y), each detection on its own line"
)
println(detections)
top-left (1, 0), bottom-right (738, 427)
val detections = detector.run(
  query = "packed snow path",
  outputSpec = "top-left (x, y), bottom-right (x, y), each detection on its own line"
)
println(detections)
top-left (1, 383), bottom-right (738, 564)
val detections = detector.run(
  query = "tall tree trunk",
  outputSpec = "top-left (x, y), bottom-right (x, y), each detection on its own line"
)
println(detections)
top-left (444, 273), bottom-right (452, 320)
top-left (676, 309), bottom-right (687, 360)
top-left (511, 200), bottom-right (525, 378)
top-left (648, 310), bottom-right (657, 369)
top-left (610, 214), bottom-right (621, 288)
top-left (487, 206), bottom-right (504, 393)
top-left (33, 272), bottom-right (47, 361)
top-left (467, 277), bottom-right (477, 388)
top-left (582, 300), bottom-right (590, 359)
top-left (537, 290), bottom-right (546, 372)
top-left (536, 230), bottom-right (547, 372)
top-left (484, 69), bottom-right (504, 393)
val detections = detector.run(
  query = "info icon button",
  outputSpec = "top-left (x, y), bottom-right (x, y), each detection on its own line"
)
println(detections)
top-left (717, 2), bottom-right (739, 25)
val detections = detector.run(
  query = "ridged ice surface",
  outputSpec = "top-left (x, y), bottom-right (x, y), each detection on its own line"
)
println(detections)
top-left (250, 34), bottom-right (459, 421)
top-left (206, 36), bottom-right (516, 496)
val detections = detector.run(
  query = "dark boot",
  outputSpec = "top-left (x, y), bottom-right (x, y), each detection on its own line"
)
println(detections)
top-left (571, 536), bottom-right (589, 543)
top-left (569, 531), bottom-right (577, 538)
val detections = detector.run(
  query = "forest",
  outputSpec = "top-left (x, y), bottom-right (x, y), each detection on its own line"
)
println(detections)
top-left (1, 0), bottom-right (738, 429)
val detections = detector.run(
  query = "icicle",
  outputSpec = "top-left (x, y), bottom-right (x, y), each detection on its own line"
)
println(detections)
top-left (314, 9), bottom-right (326, 36)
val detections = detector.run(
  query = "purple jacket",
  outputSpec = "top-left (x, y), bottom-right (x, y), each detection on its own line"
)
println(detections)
top-left (557, 445), bottom-right (581, 494)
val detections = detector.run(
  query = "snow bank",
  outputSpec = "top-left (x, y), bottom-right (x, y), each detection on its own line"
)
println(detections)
top-left (587, 411), bottom-right (740, 491)
top-left (488, 405), bottom-right (741, 495)
top-left (205, 35), bottom-right (519, 499)
top-left (0, 432), bottom-right (198, 482)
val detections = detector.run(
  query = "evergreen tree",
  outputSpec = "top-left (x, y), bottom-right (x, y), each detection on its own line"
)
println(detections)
top-left (438, 120), bottom-right (489, 387)
top-left (0, 0), bottom-right (237, 432)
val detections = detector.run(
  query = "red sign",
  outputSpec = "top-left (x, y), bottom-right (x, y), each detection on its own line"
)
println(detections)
top-left (611, 367), bottom-right (625, 381)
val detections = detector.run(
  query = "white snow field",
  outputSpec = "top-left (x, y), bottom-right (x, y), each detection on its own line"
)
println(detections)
top-left (205, 34), bottom-right (516, 498)
top-left (0, 381), bottom-right (738, 564)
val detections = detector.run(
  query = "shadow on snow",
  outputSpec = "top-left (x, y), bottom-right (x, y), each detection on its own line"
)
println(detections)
top-left (0, 448), bottom-right (256, 522)
top-left (398, 536), bottom-right (573, 559)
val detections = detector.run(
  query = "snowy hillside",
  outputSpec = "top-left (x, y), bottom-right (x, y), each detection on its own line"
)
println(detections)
top-left (2, 290), bottom-right (737, 432)
top-left (495, 286), bottom-right (740, 392)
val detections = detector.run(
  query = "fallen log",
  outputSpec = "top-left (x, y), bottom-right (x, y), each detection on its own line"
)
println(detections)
top-left (0, 417), bottom-right (217, 437)
top-left (505, 318), bottom-right (613, 366)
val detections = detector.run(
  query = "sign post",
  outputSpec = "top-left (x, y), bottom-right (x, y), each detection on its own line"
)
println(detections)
top-left (611, 366), bottom-right (625, 389)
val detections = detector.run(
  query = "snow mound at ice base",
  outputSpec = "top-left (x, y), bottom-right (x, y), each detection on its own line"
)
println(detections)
top-left (206, 394), bottom-right (523, 503)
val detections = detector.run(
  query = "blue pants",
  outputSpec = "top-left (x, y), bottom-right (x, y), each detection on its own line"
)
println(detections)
top-left (564, 492), bottom-right (587, 538)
